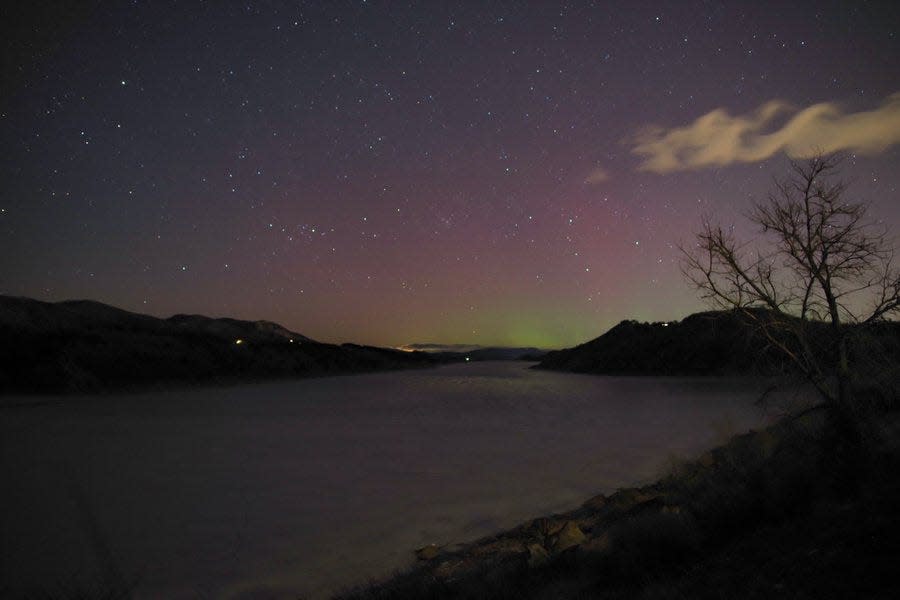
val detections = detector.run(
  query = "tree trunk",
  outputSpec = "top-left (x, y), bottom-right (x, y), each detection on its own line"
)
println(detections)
top-left (829, 331), bottom-right (863, 494)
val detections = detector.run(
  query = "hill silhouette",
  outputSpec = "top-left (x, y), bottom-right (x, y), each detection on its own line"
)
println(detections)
top-left (535, 308), bottom-right (900, 378)
top-left (0, 296), bottom-right (437, 394)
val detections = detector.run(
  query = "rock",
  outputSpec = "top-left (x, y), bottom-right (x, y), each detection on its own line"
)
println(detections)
top-left (607, 488), bottom-right (658, 512)
top-left (582, 493), bottom-right (607, 511)
top-left (469, 537), bottom-right (527, 557)
top-left (529, 517), bottom-right (565, 538)
top-left (581, 531), bottom-right (611, 554)
top-left (415, 544), bottom-right (440, 561)
top-left (573, 513), bottom-right (604, 534)
top-left (622, 496), bottom-right (668, 519)
top-left (551, 521), bottom-right (586, 552)
top-left (432, 558), bottom-right (466, 579)
top-left (526, 542), bottom-right (550, 567)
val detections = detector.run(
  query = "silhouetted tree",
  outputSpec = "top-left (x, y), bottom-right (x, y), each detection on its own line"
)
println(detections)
top-left (681, 155), bottom-right (900, 429)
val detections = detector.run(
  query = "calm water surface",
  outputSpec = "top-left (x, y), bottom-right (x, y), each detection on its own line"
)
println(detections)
top-left (1, 362), bottom-right (796, 599)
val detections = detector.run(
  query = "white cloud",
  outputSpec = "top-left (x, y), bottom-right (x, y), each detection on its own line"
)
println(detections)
top-left (631, 92), bottom-right (900, 173)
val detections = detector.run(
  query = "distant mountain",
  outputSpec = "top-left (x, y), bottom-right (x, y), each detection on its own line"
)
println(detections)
top-left (167, 313), bottom-right (316, 344)
top-left (399, 343), bottom-right (548, 361)
top-left (0, 296), bottom-right (438, 394)
top-left (534, 308), bottom-right (900, 376)
top-left (399, 343), bottom-right (484, 353)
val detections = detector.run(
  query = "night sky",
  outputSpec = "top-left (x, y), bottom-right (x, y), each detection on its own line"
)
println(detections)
top-left (2, 1), bottom-right (898, 349)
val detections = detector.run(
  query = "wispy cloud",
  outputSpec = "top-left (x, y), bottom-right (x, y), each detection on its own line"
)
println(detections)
top-left (631, 92), bottom-right (900, 173)
top-left (584, 167), bottom-right (610, 184)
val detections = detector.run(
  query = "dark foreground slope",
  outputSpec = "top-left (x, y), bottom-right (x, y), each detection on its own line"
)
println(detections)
top-left (0, 296), bottom-right (438, 394)
top-left (338, 407), bottom-right (900, 600)
top-left (536, 308), bottom-right (900, 377)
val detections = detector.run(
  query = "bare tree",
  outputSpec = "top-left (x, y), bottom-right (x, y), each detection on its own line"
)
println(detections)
top-left (681, 154), bottom-right (900, 420)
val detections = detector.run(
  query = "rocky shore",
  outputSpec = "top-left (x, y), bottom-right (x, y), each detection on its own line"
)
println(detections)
top-left (338, 405), bottom-right (900, 599)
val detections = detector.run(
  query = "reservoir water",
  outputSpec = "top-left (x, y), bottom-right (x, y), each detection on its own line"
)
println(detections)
top-left (1, 362), bottom-right (796, 599)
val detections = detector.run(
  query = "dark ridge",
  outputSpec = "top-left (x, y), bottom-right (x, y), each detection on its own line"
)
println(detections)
top-left (0, 295), bottom-right (438, 395)
top-left (535, 308), bottom-right (900, 377)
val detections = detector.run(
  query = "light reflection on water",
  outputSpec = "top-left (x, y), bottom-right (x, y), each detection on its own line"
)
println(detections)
top-left (0, 362), bottom-right (806, 599)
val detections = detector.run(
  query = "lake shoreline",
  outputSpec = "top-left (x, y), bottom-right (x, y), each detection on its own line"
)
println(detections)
top-left (337, 404), bottom-right (900, 600)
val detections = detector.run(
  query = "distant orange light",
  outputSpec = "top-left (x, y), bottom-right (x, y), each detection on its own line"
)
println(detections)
top-left (235, 339), bottom-right (243, 345)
